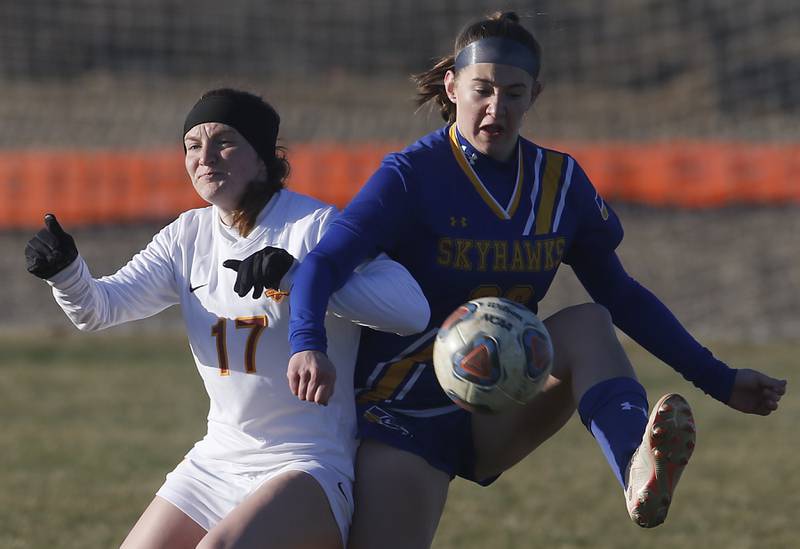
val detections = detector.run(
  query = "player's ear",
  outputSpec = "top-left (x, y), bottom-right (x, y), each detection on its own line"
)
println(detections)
top-left (256, 157), bottom-right (268, 181)
top-left (444, 70), bottom-right (457, 104)
top-left (529, 81), bottom-right (543, 108)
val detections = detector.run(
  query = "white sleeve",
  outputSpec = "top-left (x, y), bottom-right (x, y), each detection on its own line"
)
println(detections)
top-left (46, 226), bottom-right (179, 332)
top-left (327, 253), bottom-right (430, 336)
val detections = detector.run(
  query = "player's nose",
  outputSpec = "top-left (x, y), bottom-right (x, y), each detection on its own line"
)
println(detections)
top-left (198, 145), bottom-right (219, 165)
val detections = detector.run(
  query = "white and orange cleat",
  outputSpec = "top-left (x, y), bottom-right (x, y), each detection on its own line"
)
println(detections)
top-left (625, 393), bottom-right (696, 528)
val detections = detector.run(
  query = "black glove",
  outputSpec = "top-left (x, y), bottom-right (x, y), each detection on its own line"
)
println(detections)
top-left (223, 246), bottom-right (295, 299)
top-left (25, 213), bottom-right (79, 279)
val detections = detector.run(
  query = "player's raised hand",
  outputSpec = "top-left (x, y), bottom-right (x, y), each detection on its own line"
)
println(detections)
top-left (287, 350), bottom-right (336, 406)
top-left (726, 368), bottom-right (787, 416)
top-left (25, 213), bottom-right (79, 279)
top-left (222, 246), bottom-right (295, 298)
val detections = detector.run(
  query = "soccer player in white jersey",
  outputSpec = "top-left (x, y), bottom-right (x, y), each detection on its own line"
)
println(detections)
top-left (24, 88), bottom-right (430, 549)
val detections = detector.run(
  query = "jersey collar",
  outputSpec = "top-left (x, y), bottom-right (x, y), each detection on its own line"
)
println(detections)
top-left (447, 124), bottom-right (524, 220)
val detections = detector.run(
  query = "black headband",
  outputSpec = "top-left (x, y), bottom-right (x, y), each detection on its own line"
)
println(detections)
top-left (182, 93), bottom-right (280, 163)
top-left (454, 37), bottom-right (540, 77)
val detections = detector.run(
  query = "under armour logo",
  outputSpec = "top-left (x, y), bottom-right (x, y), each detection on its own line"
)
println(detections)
top-left (621, 401), bottom-right (648, 418)
top-left (595, 190), bottom-right (610, 221)
top-left (450, 216), bottom-right (468, 227)
top-left (461, 145), bottom-right (478, 165)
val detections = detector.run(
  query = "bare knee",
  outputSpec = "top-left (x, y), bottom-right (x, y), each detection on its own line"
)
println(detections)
top-left (548, 303), bottom-right (613, 335)
top-left (545, 303), bottom-right (635, 395)
top-left (546, 304), bottom-right (619, 360)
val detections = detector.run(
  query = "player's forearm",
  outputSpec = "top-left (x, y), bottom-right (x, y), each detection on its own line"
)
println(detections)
top-left (605, 282), bottom-right (735, 403)
top-left (289, 218), bottom-right (379, 354)
top-left (289, 251), bottom-right (338, 354)
top-left (48, 250), bottom-right (177, 332)
top-left (289, 164), bottom-right (411, 353)
top-left (47, 255), bottom-right (117, 331)
top-left (575, 252), bottom-right (736, 403)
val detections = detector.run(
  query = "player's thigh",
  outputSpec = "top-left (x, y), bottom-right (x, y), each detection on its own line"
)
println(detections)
top-left (120, 496), bottom-right (207, 549)
top-left (472, 304), bottom-right (622, 479)
top-left (348, 439), bottom-right (450, 549)
top-left (197, 469), bottom-right (342, 549)
top-left (544, 303), bottom-right (635, 395)
top-left (472, 369), bottom-right (576, 480)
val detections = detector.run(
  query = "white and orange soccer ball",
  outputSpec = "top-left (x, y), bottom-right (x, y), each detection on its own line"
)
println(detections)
top-left (433, 296), bottom-right (554, 414)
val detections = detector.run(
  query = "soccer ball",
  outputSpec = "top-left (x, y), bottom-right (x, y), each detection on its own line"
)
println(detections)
top-left (433, 296), bottom-right (554, 414)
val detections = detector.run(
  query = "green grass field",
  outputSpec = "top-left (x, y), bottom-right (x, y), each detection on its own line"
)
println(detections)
top-left (1, 334), bottom-right (795, 549)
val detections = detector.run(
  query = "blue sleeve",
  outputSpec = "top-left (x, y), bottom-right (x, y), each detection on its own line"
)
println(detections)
top-left (571, 250), bottom-right (737, 404)
top-left (289, 159), bottom-right (415, 354)
top-left (562, 159), bottom-right (624, 265)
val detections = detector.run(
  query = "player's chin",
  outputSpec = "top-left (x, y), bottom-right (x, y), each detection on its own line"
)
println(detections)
top-left (483, 140), bottom-right (514, 160)
top-left (192, 181), bottom-right (220, 201)
top-left (198, 184), bottom-right (236, 208)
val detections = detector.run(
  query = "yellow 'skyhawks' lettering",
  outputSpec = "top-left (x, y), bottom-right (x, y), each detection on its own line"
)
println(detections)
top-left (475, 240), bottom-right (491, 271)
top-left (453, 239), bottom-right (473, 270)
top-left (436, 237), bottom-right (565, 273)
top-left (510, 241), bottom-right (526, 272)
top-left (523, 240), bottom-right (542, 271)
top-left (492, 241), bottom-right (508, 272)
top-left (544, 239), bottom-right (556, 271)
top-left (437, 238), bottom-right (452, 266)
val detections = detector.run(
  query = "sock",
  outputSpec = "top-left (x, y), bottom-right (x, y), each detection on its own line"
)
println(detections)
top-left (578, 376), bottom-right (649, 490)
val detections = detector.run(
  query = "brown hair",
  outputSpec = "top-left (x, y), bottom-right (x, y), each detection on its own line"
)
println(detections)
top-left (230, 143), bottom-right (290, 237)
top-left (412, 11), bottom-right (542, 123)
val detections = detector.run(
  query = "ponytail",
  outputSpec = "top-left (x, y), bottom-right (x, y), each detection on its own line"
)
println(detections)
top-left (412, 55), bottom-right (457, 123)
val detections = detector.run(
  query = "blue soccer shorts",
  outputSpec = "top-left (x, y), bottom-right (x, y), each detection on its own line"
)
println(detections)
top-left (356, 402), bottom-right (499, 486)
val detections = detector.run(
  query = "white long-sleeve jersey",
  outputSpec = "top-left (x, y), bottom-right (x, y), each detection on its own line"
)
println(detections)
top-left (47, 190), bottom-right (430, 478)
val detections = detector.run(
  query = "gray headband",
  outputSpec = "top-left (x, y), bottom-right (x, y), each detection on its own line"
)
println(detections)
top-left (454, 37), bottom-right (540, 77)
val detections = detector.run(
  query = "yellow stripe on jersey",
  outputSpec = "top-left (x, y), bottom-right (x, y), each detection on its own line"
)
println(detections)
top-left (357, 345), bottom-right (434, 403)
top-left (506, 154), bottom-right (524, 217)
top-left (534, 151), bottom-right (565, 235)
top-left (447, 124), bottom-right (524, 220)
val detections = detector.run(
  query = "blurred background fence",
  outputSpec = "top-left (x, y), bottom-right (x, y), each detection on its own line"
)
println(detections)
top-left (0, 0), bottom-right (798, 339)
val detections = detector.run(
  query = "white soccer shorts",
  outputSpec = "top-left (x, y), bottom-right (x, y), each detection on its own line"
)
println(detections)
top-left (155, 456), bottom-right (353, 544)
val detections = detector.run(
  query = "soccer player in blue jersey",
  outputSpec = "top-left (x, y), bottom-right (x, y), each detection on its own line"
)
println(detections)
top-left (237, 11), bottom-right (786, 548)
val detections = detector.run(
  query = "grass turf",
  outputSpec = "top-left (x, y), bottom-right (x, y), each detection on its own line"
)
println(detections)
top-left (0, 334), bottom-right (795, 548)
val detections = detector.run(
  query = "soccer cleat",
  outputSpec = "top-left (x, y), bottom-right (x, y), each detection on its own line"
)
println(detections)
top-left (624, 393), bottom-right (696, 528)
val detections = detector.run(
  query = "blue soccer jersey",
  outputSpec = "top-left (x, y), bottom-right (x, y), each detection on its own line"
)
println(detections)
top-left (347, 125), bottom-right (622, 412)
top-left (289, 125), bottom-right (735, 415)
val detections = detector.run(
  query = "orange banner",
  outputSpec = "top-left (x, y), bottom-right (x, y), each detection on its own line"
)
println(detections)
top-left (1, 142), bottom-right (797, 229)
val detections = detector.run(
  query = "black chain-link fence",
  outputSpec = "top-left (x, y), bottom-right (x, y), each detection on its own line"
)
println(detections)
top-left (1, 0), bottom-right (798, 146)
